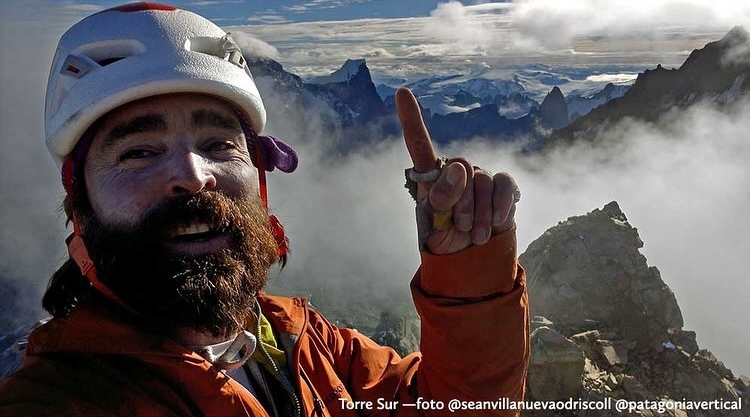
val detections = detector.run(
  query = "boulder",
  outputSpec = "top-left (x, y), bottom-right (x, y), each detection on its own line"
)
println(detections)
top-left (596, 339), bottom-right (637, 367)
top-left (527, 326), bottom-right (585, 400)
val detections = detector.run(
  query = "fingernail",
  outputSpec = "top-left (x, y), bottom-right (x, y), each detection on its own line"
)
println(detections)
top-left (482, 228), bottom-right (491, 241)
top-left (447, 165), bottom-right (462, 186)
top-left (492, 211), bottom-right (504, 227)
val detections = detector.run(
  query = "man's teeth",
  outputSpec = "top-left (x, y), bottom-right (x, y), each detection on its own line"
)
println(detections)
top-left (171, 223), bottom-right (212, 237)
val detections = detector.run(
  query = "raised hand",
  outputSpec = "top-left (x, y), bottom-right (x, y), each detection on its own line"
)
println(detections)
top-left (396, 87), bottom-right (518, 255)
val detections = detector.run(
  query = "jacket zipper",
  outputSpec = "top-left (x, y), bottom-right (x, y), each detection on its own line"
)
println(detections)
top-left (256, 307), bottom-right (302, 417)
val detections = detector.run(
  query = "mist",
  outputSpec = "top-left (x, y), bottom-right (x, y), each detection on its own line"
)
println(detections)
top-left (1, 1), bottom-right (748, 381)
top-left (0, 2), bottom-right (81, 330)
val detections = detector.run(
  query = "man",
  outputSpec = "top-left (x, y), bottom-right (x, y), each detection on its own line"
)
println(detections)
top-left (0, 3), bottom-right (528, 416)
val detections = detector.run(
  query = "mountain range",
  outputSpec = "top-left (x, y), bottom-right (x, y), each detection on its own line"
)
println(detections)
top-left (551, 27), bottom-right (750, 146)
top-left (244, 27), bottom-right (747, 152)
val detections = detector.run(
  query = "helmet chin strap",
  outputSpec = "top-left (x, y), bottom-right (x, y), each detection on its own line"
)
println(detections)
top-left (61, 155), bottom-right (136, 314)
top-left (252, 136), bottom-right (289, 258)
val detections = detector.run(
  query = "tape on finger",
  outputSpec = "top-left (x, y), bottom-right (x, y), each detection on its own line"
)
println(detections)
top-left (432, 208), bottom-right (453, 231)
top-left (415, 200), bottom-right (453, 250)
top-left (406, 157), bottom-right (455, 249)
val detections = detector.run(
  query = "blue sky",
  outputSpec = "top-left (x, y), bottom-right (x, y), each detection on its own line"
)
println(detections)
top-left (189, 0), bottom-right (472, 24)
top-left (12, 0), bottom-right (490, 24)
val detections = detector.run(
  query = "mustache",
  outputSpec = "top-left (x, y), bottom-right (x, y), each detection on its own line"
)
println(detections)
top-left (85, 191), bottom-right (243, 252)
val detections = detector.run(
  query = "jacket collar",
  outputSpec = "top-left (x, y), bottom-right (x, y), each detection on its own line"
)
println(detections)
top-left (256, 293), bottom-right (307, 337)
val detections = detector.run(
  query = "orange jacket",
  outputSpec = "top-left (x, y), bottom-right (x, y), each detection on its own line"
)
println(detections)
top-left (0, 231), bottom-right (528, 416)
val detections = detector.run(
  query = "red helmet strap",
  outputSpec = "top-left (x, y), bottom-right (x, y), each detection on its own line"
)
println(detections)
top-left (62, 155), bottom-right (137, 313)
top-left (253, 137), bottom-right (289, 258)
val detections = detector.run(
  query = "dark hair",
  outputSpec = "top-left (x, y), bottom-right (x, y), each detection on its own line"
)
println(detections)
top-left (42, 118), bottom-right (99, 318)
top-left (43, 258), bottom-right (94, 318)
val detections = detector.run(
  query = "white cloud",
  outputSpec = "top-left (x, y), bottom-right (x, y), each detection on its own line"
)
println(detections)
top-left (247, 11), bottom-right (291, 25)
top-left (585, 73), bottom-right (639, 84)
top-left (58, 2), bottom-right (102, 13)
top-left (425, 1), bottom-right (492, 48)
top-left (189, 0), bottom-right (243, 6)
top-left (0, 1), bottom-right (71, 327)
top-left (231, 31), bottom-right (280, 60)
top-left (283, 5), bottom-right (310, 13)
top-left (227, 1), bottom-right (732, 84)
top-left (281, 0), bottom-right (375, 14)
top-left (722, 36), bottom-right (750, 67)
top-left (507, 0), bottom-right (750, 49)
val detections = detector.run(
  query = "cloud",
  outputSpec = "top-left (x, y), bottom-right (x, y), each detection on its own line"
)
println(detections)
top-left (282, 5), bottom-right (311, 13)
top-left (362, 48), bottom-right (395, 59)
top-left (422, 1), bottom-right (506, 54)
top-left (231, 31), bottom-right (280, 60)
top-left (722, 33), bottom-right (750, 67)
top-left (247, 11), bottom-right (291, 25)
top-left (585, 73), bottom-right (639, 84)
top-left (507, 0), bottom-right (750, 49)
top-left (227, 1), bottom-right (730, 88)
top-left (286, 0), bottom-right (374, 12)
top-left (0, 2), bottom-right (72, 328)
top-left (189, 0), bottom-right (243, 6)
top-left (57, 2), bottom-right (102, 13)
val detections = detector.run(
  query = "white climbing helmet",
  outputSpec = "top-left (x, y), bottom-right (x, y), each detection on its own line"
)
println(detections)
top-left (45, 2), bottom-right (266, 167)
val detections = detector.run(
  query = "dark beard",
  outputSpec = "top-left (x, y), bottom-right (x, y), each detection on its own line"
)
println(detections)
top-left (79, 191), bottom-right (279, 339)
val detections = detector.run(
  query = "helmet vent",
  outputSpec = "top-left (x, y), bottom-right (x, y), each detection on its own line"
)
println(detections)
top-left (97, 57), bottom-right (125, 67)
top-left (186, 34), bottom-right (248, 70)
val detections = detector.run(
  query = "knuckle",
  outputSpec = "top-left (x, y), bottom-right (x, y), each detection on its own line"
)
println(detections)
top-left (494, 172), bottom-right (516, 188)
top-left (448, 158), bottom-right (474, 179)
top-left (448, 157), bottom-right (471, 166)
top-left (474, 171), bottom-right (494, 190)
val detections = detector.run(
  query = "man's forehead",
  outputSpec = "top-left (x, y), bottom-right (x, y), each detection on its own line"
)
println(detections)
top-left (93, 94), bottom-right (244, 146)
top-left (102, 93), bottom-right (241, 126)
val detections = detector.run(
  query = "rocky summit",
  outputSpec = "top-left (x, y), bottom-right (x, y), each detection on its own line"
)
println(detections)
top-left (521, 201), bottom-right (683, 351)
top-left (520, 202), bottom-right (749, 416)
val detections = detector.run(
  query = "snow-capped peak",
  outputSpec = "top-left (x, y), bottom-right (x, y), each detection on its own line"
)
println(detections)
top-left (308, 59), bottom-right (369, 85)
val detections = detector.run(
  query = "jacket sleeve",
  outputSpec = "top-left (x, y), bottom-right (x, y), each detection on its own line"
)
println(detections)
top-left (318, 228), bottom-right (528, 417)
top-left (409, 227), bottom-right (529, 415)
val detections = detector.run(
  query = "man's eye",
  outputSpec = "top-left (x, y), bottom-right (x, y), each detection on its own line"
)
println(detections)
top-left (119, 149), bottom-right (155, 161)
top-left (205, 140), bottom-right (237, 152)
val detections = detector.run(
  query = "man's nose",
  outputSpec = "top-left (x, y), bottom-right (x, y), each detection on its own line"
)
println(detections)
top-left (165, 152), bottom-right (217, 197)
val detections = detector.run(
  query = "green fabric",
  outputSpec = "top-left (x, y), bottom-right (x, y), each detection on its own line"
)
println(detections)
top-left (251, 313), bottom-right (287, 369)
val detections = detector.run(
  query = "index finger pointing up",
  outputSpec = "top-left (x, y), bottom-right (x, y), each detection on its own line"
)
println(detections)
top-left (396, 87), bottom-right (438, 173)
